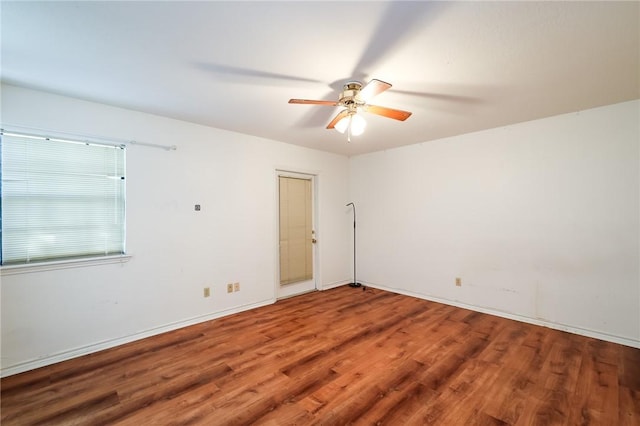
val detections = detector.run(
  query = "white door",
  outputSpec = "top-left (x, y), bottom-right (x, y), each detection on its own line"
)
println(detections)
top-left (278, 173), bottom-right (316, 298)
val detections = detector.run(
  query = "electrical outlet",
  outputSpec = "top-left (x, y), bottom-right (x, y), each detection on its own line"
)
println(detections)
top-left (455, 277), bottom-right (462, 287)
top-left (203, 287), bottom-right (210, 297)
top-left (234, 282), bottom-right (240, 292)
top-left (227, 283), bottom-right (234, 293)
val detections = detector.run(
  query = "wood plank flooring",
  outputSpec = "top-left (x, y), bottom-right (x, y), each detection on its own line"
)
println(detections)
top-left (2, 286), bottom-right (639, 425)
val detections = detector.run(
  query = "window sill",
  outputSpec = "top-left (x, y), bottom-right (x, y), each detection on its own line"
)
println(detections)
top-left (0, 254), bottom-right (132, 276)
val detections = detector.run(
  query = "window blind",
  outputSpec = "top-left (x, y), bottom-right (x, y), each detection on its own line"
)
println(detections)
top-left (1, 132), bottom-right (126, 265)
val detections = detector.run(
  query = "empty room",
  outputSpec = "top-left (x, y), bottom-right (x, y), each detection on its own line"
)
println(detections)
top-left (1, 1), bottom-right (638, 425)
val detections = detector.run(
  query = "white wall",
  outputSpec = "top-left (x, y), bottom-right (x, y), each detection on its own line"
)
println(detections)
top-left (0, 84), bottom-right (352, 375)
top-left (350, 100), bottom-right (640, 347)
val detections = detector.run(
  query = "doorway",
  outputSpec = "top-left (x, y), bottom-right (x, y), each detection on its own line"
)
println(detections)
top-left (277, 172), bottom-right (316, 298)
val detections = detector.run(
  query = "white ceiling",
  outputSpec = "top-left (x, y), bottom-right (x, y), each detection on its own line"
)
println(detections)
top-left (2, 1), bottom-right (638, 156)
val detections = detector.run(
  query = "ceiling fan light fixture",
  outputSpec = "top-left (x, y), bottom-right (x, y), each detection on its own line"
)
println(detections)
top-left (334, 115), bottom-right (350, 134)
top-left (335, 113), bottom-right (366, 136)
top-left (350, 113), bottom-right (366, 136)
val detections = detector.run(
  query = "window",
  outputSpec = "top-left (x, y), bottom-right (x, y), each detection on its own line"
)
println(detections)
top-left (1, 131), bottom-right (126, 266)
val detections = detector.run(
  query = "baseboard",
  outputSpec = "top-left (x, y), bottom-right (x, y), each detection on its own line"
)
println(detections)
top-left (0, 298), bottom-right (276, 378)
top-left (361, 281), bottom-right (640, 349)
top-left (322, 279), bottom-right (352, 290)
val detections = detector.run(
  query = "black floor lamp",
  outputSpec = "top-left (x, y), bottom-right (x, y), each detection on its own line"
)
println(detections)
top-left (346, 202), bottom-right (361, 288)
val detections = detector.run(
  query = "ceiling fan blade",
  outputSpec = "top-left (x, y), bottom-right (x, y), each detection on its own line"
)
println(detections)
top-left (359, 79), bottom-right (391, 102)
top-left (326, 110), bottom-right (350, 129)
top-left (365, 105), bottom-right (412, 121)
top-left (289, 99), bottom-right (338, 106)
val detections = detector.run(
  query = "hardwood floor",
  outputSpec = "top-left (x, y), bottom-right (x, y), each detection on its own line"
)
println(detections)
top-left (2, 285), bottom-right (639, 425)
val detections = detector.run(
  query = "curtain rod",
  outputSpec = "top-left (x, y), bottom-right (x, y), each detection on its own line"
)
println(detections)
top-left (0, 124), bottom-right (177, 151)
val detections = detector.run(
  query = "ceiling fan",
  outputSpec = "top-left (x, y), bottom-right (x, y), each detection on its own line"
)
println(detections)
top-left (288, 79), bottom-right (412, 141)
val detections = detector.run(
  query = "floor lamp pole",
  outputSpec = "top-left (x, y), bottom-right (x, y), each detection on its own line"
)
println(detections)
top-left (346, 203), bottom-right (361, 288)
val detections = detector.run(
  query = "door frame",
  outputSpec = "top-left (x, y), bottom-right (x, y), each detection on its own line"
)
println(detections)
top-left (275, 169), bottom-right (319, 299)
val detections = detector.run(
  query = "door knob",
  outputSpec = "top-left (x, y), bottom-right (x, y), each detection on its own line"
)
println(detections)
top-left (312, 238), bottom-right (317, 244)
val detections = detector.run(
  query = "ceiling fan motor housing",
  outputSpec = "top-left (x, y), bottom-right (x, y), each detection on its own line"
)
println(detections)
top-left (340, 81), bottom-right (364, 110)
